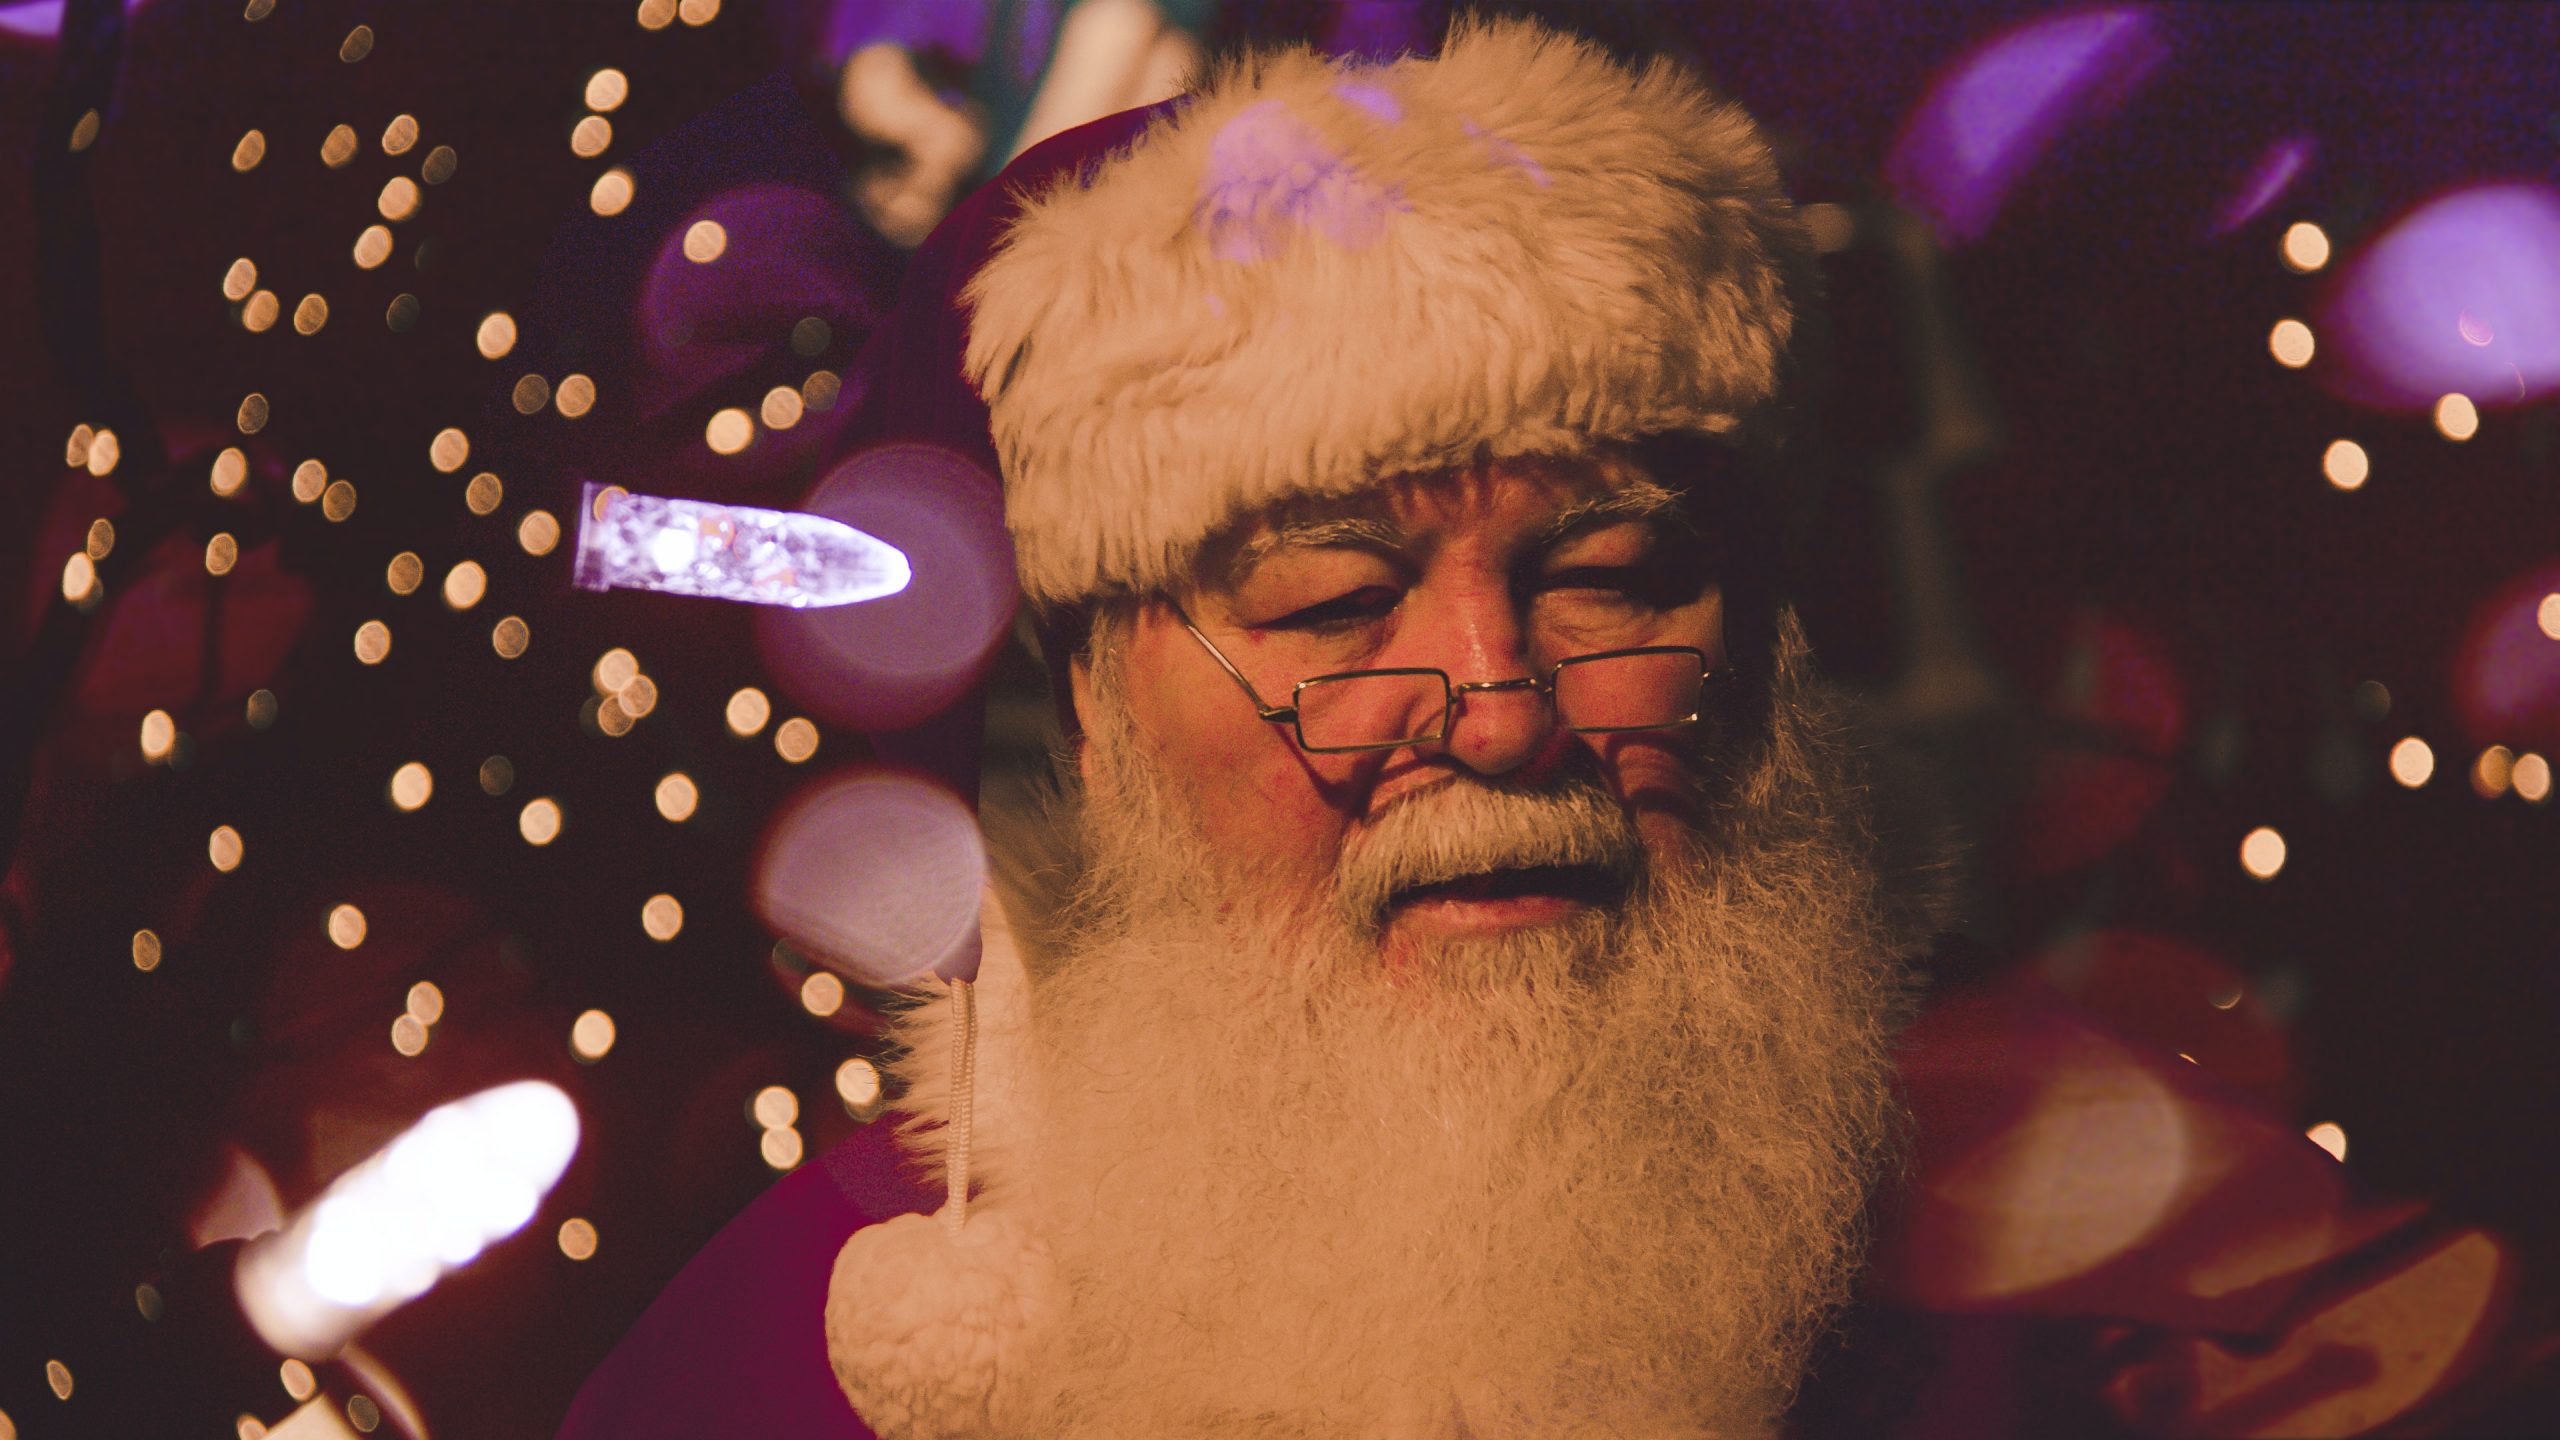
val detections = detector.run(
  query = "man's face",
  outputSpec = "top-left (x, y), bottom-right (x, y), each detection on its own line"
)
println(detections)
top-left (1071, 449), bottom-right (1730, 967)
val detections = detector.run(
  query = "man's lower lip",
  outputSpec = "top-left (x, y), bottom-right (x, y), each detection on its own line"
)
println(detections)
top-left (1385, 893), bottom-right (1592, 933)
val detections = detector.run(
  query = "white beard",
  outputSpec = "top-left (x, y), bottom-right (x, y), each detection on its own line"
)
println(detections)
top-left (891, 622), bottom-right (1927, 1439)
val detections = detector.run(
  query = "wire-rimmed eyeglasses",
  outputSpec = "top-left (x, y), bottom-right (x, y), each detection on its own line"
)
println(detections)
top-left (1175, 606), bottom-right (1720, 754)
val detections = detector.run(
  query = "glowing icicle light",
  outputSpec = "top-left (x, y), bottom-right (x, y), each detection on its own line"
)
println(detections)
top-left (571, 481), bottom-right (909, 609)
top-left (234, 1081), bottom-right (579, 1359)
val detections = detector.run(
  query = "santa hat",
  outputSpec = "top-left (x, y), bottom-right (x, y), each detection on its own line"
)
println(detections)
top-left (824, 17), bottom-right (1816, 1436)
top-left (965, 14), bottom-right (1818, 611)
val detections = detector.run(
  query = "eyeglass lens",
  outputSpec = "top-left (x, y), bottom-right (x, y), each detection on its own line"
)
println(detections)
top-left (1292, 651), bottom-right (1703, 750)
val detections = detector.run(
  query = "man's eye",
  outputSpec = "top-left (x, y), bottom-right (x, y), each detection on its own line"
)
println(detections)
top-left (1266, 586), bottom-right (1399, 631)
top-left (1536, 567), bottom-right (1653, 604)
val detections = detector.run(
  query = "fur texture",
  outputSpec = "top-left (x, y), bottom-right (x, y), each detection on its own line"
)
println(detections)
top-left (963, 17), bottom-right (1815, 607)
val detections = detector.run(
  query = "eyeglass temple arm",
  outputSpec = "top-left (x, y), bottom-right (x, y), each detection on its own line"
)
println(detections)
top-left (1177, 616), bottom-right (1299, 724)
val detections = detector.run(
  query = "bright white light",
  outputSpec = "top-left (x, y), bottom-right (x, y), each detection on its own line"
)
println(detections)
top-left (237, 1081), bottom-right (579, 1358)
top-left (572, 482), bottom-right (909, 609)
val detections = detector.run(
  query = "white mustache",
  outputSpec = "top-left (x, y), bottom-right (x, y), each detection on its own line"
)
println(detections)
top-left (1332, 777), bottom-right (1644, 928)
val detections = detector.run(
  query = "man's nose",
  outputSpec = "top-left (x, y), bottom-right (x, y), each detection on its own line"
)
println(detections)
top-left (1420, 606), bottom-right (1565, 777)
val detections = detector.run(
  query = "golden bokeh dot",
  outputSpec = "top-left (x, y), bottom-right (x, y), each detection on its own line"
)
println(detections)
top-left (725, 686), bottom-right (771, 736)
top-left (593, 648), bottom-right (640, 694)
top-left (430, 427), bottom-right (471, 473)
top-left (237, 392), bottom-right (271, 433)
top-left (205, 532), bottom-right (239, 576)
top-left (637, 0), bottom-right (677, 29)
top-left (61, 552), bottom-right (98, 604)
top-left (69, 107), bottom-right (100, 152)
top-left (520, 796), bottom-right (563, 845)
top-left (571, 115), bottom-right (614, 158)
top-left (386, 551), bottom-right (424, 595)
top-left (2268, 318), bottom-right (2314, 368)
top-left (654, 771), bottom-right (699, 821)
top-left (620, 674), bottom-right (659, 718)
top-left (559, 1217), bottom-right (600, 1260)
top-left (519, 510), bottom-right (562, 556)
top-left (240, 1414), bottom-right (270, 1439)
top-left (790, 315), bottom-right (831, 356)
top-left (346, 1395), bottom-right (381, 1434)
top-left (512, 373), bottom-right (552, 413)
top-left (2434, 392), bottom-right (2479, 441)
top-left (83, 427), bottom-right (120, 476)
top-left (232, 128), bottom-right (267, 171)
top-left (281, 1357), bottom-right (316, 1400)
top-left (291, 459), bottom-right (326, 503)
top-left (245, 0), bottom-right (274, 18)
top-left (836, 1057), bottom-right (884, 1116)
top-left (800, 970), bottom-right (845, 1017)
top-left (242, 288), bottom-right (280, 332)
top-left (2473, 744), bottom-right (2515, 799)
top-left (586, 68), bottom-right (630, 112)
top-left (2388, 736), bottom-right (2434, 789)
top-left (391, 760), bottom-right (433, 810)
top-left (775, 717), bottom-right (819, 763)
top-left (571, 1008), bottom-right (617, 1060)
top-left (2238, 825), bottom-right (2287, 881)
top-left (209, 825), bottom-right (244, 872)
top-left (381, 113), bottom-right (418, 155)
top-left (556, 373), bottom-right (597, 417)
top-left (338, 23), bottom-right (374, 63)
top-left (354, 619), bottom-right (392, 665)
top-left (444, 560), bottom-right (488, 610)
top-left (679, 0), bottom-right (722, 26)
top-left (223, 256), bottom-right (258, 300)
top-left (378, 175), bottom-right (422, 222)
top-left (2279, 220), bottom-right (2330, 273)
top-left (682, 219), bottom-right (728, 263)
top-left (132, 929), bottom-right (163, 972)
top-left (292, 293), bottom-right (329, 335)
top-left (802, 369), bottom-right (842, 411)
top-left (2305, 1121), bottom-right (2347, 1161)
top-left (641, 893), bottom-right (684, 941)
top-left (406, 981), bottom-right (444, 1025)
top-left (2513, 752), bottom-right (2552, 804)
top-left (327, 903), bottom-right (367, 949)
top-left (591, 485), bottom-right (627, 520)
top-left (477, 311), bottom-right (518, 359)
top-left (321, 124), bottom-right (358, 168)
top-left (390, 1013), bottom-right (429, 1057)
top-left (478, 755), bottom-right (514, 795)
top-left (245, 689), bottom-right (278, 729)
top-left (45, 1360), bottom-right (71, 1399)
top-left (141, 709), bottom-right (175, 761)
top-left (2321, 438), bottom-right (2368, 491)
top-left (590, 167), bottom-right (635, 216)
top-left (86, 517), bottom-right (115, 559)
top-left (761, 1125), bottom-right (804, 1170)
top-left (211, 446), bottom-right (249, 496)
top-left (322, 479), bottom-right (359, 522)
top-left (64, 422), bottom-right (93, 467)
top-left (421, 144), bottom-right (458, 185)
top-left (760, 385), bottom-right (805, 430)
top-left (597, 695), bottom-right (637, 737)
top-left (2538, 593), bottom-right (2560, 641)
top-left (705, 406), bottom-right (753, 454)
top-left (752, 1084), bottom-right (799, 1129)
top-left (465, 471), bottom-right (504, 514)
top-left (386, 293), bottom-right (421, 332)
top-left (492, 614), bottom-right (531, 659)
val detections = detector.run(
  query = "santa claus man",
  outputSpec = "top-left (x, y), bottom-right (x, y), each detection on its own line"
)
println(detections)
top-left (812, 17), bottom-right (1947, 1438)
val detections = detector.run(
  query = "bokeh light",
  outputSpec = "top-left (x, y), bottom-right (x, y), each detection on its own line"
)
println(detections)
top-left (585, 68), bottom-right (629, 112)
top-left (492, 615), bottom-right (532, 659)
top-left (443, 561), bottom-right (487, 611)
top-left (2321, 439), bottom-right (2368, 491)
top-left (339, 23), bottom-right (373, 62)
top-left (327, 904), bottom-right (367, 950)
top-left (592, 649), bottom-right (639, 695)
top-left (140, 709), bottom-right (175, 762)
top-left (2305, 1122), bottom-right (2347, 1162)
top-left (242, 290), bottom-right (280, 332)
top-left (422, 146), bottom-right (458, 185)
top-left (466, 472), bottom-right (504, 515)
top-left (590, 168), bottom-right (635, 217)
top-left (799, 971), bottom-right (844, 1017)
top-left (322, 479), bottom-right (358, 522)
top-left (571, 1010), bottom-right (617, 1061)
top-left (321, 124), bottom-right (357, 168)
top-left (430, 428), bottom-right (470, 473)
top-left (641, 894), bottom-right (683, 941)
top-left (725, 687), bottom-right (771, 736)
top-left (291, 294), bottom-right (329, 335)
top-left (836, 1057), bottom-right (883, 1117)
top-left (519, 798), bottom-right (562, 845)
top-left (637, 0), bottom-right (676, 30)
top-left (476, 312), bottom-right (518, 360)
top-left (378, 176), bottom-right (421, 222)
top-left (2513, 752), bottom-right (2552, 803)
top-left (2452, 563), bottom-right (2560, 755)
top-left (682, 219), bottom-right (728, 263)
top-left (760, 386), bottom-right (804, 430)
top-left (391, 1014), bottom-right (429, 1056)
top-left (2279, 220), bottom-right (2330, 273)
top-left (479, 756), bottom-right (514, 795)
top-left (556, 374), bottom-right (596, 417)
top-left (679, 0), bottom-right (720, 26)
top-left (759, 1126), bottom-right (802, 1170)
top-left (407, 982), bottom-right (444, 1025)
top-left (132, 929), bottom-right (162, 973)
top-left (704, 407), bottom-right (752, 454)
top-left (292, 459), bottom-right (326, 503)
top-left (390, 762), bottom-right (432, 811)
top-left (751, 1085), bottom-right (798, 1129)
top-left (2472, 745), bottom-right (2515, 799)
top-left (282, 1359), bottom-right (315, 1400)
top-left (654, 772), bottom-right (698, 822)
top-left (2538, 593), bottom-right (2560, 641)
top-left (205, 533), bottom-right (238, 576)
top-left (247, 690), bottom-right (278, 729)
top-left (753, 771), bottom-right (984, 985)
top-left (519, 510), bottom-right (561, 556)
top-left (2433, 392), bottom-right (2478, 440)
top-left (210, 447), bottom-right (247, 496)
top-left (231, 128), bottom-right (266, 172)
top-left (2269, 318), bottom-right (2315, 368)
top-left (381, 113), bottom-right (418, 156)
top-left (2388, 736), bottom-right (2435, 788)
top-left (512, 374), bottom-right (551, 413)
top-left (2317, 181), bottom-right (2560, 410)
top-left (353, 620), bottom-right (391, 665)
top-left (558, 1218), bottom-right (599, 1260)
top-left (774, 718), bottom-right (818, 763)
top-left (2239, 826), bottom-right (2287, 880)
top-left (353, 224), bottom-right (392, 269)
top-left (223, 257), bottom-right (257, 300)
top-left (570, 115), bottom-right (613, 158)
top-left (209, 825), bottom-right (244, 873)
top-left (386, 552), bottom-right (424, 595)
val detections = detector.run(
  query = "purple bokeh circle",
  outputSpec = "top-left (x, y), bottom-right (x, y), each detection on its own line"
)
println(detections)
top-left (2318, 182), bottom-right (2560, 413)
top-left (754, 770), bottom-right (985, 987)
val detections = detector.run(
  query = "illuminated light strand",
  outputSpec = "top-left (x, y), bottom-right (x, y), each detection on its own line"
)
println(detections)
top-left (571, 483), bottom-right (909, 609)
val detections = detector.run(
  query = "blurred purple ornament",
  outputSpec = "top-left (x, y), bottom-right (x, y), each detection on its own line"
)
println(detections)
top-left (1887, 7), bottom-right (2169, 244)
top-left (572, 483), bottom-right (910, 608)
top-left (2213, 134), bottom-right (2313, 237)
top-left (755, 443), bottom-right (1015, 732)
top-left (2318, 182), bottom-right (2560, 412)
top-left (755, 770), bottom-right (985, 985)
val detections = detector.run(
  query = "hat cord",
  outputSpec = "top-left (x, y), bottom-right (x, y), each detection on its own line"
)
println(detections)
top-left (941, 976), bottom-right (978, 1234)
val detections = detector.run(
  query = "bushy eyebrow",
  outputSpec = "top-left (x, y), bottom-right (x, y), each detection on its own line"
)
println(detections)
top-left (1220, 514), bottom-right (1407, 589)
top-left (1532, 479), bottom-right (1691, 551)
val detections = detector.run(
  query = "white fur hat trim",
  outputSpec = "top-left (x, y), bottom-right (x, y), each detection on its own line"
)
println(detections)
top-left (964, 16), bottom-right (1814, 606)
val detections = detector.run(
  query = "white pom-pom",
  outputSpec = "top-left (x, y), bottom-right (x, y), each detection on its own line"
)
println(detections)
top-left (825, 1204), bottom-right (1058, 1438)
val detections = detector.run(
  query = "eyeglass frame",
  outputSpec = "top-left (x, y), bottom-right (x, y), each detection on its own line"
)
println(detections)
top-left (1171, 603), bottom-right (1722, 755)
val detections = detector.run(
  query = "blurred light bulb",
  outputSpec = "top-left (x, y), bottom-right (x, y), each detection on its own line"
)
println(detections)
top-left (571, 483), bottom-right (909, 608)
top-left (2239, 825), bottom-right (2286, 880)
